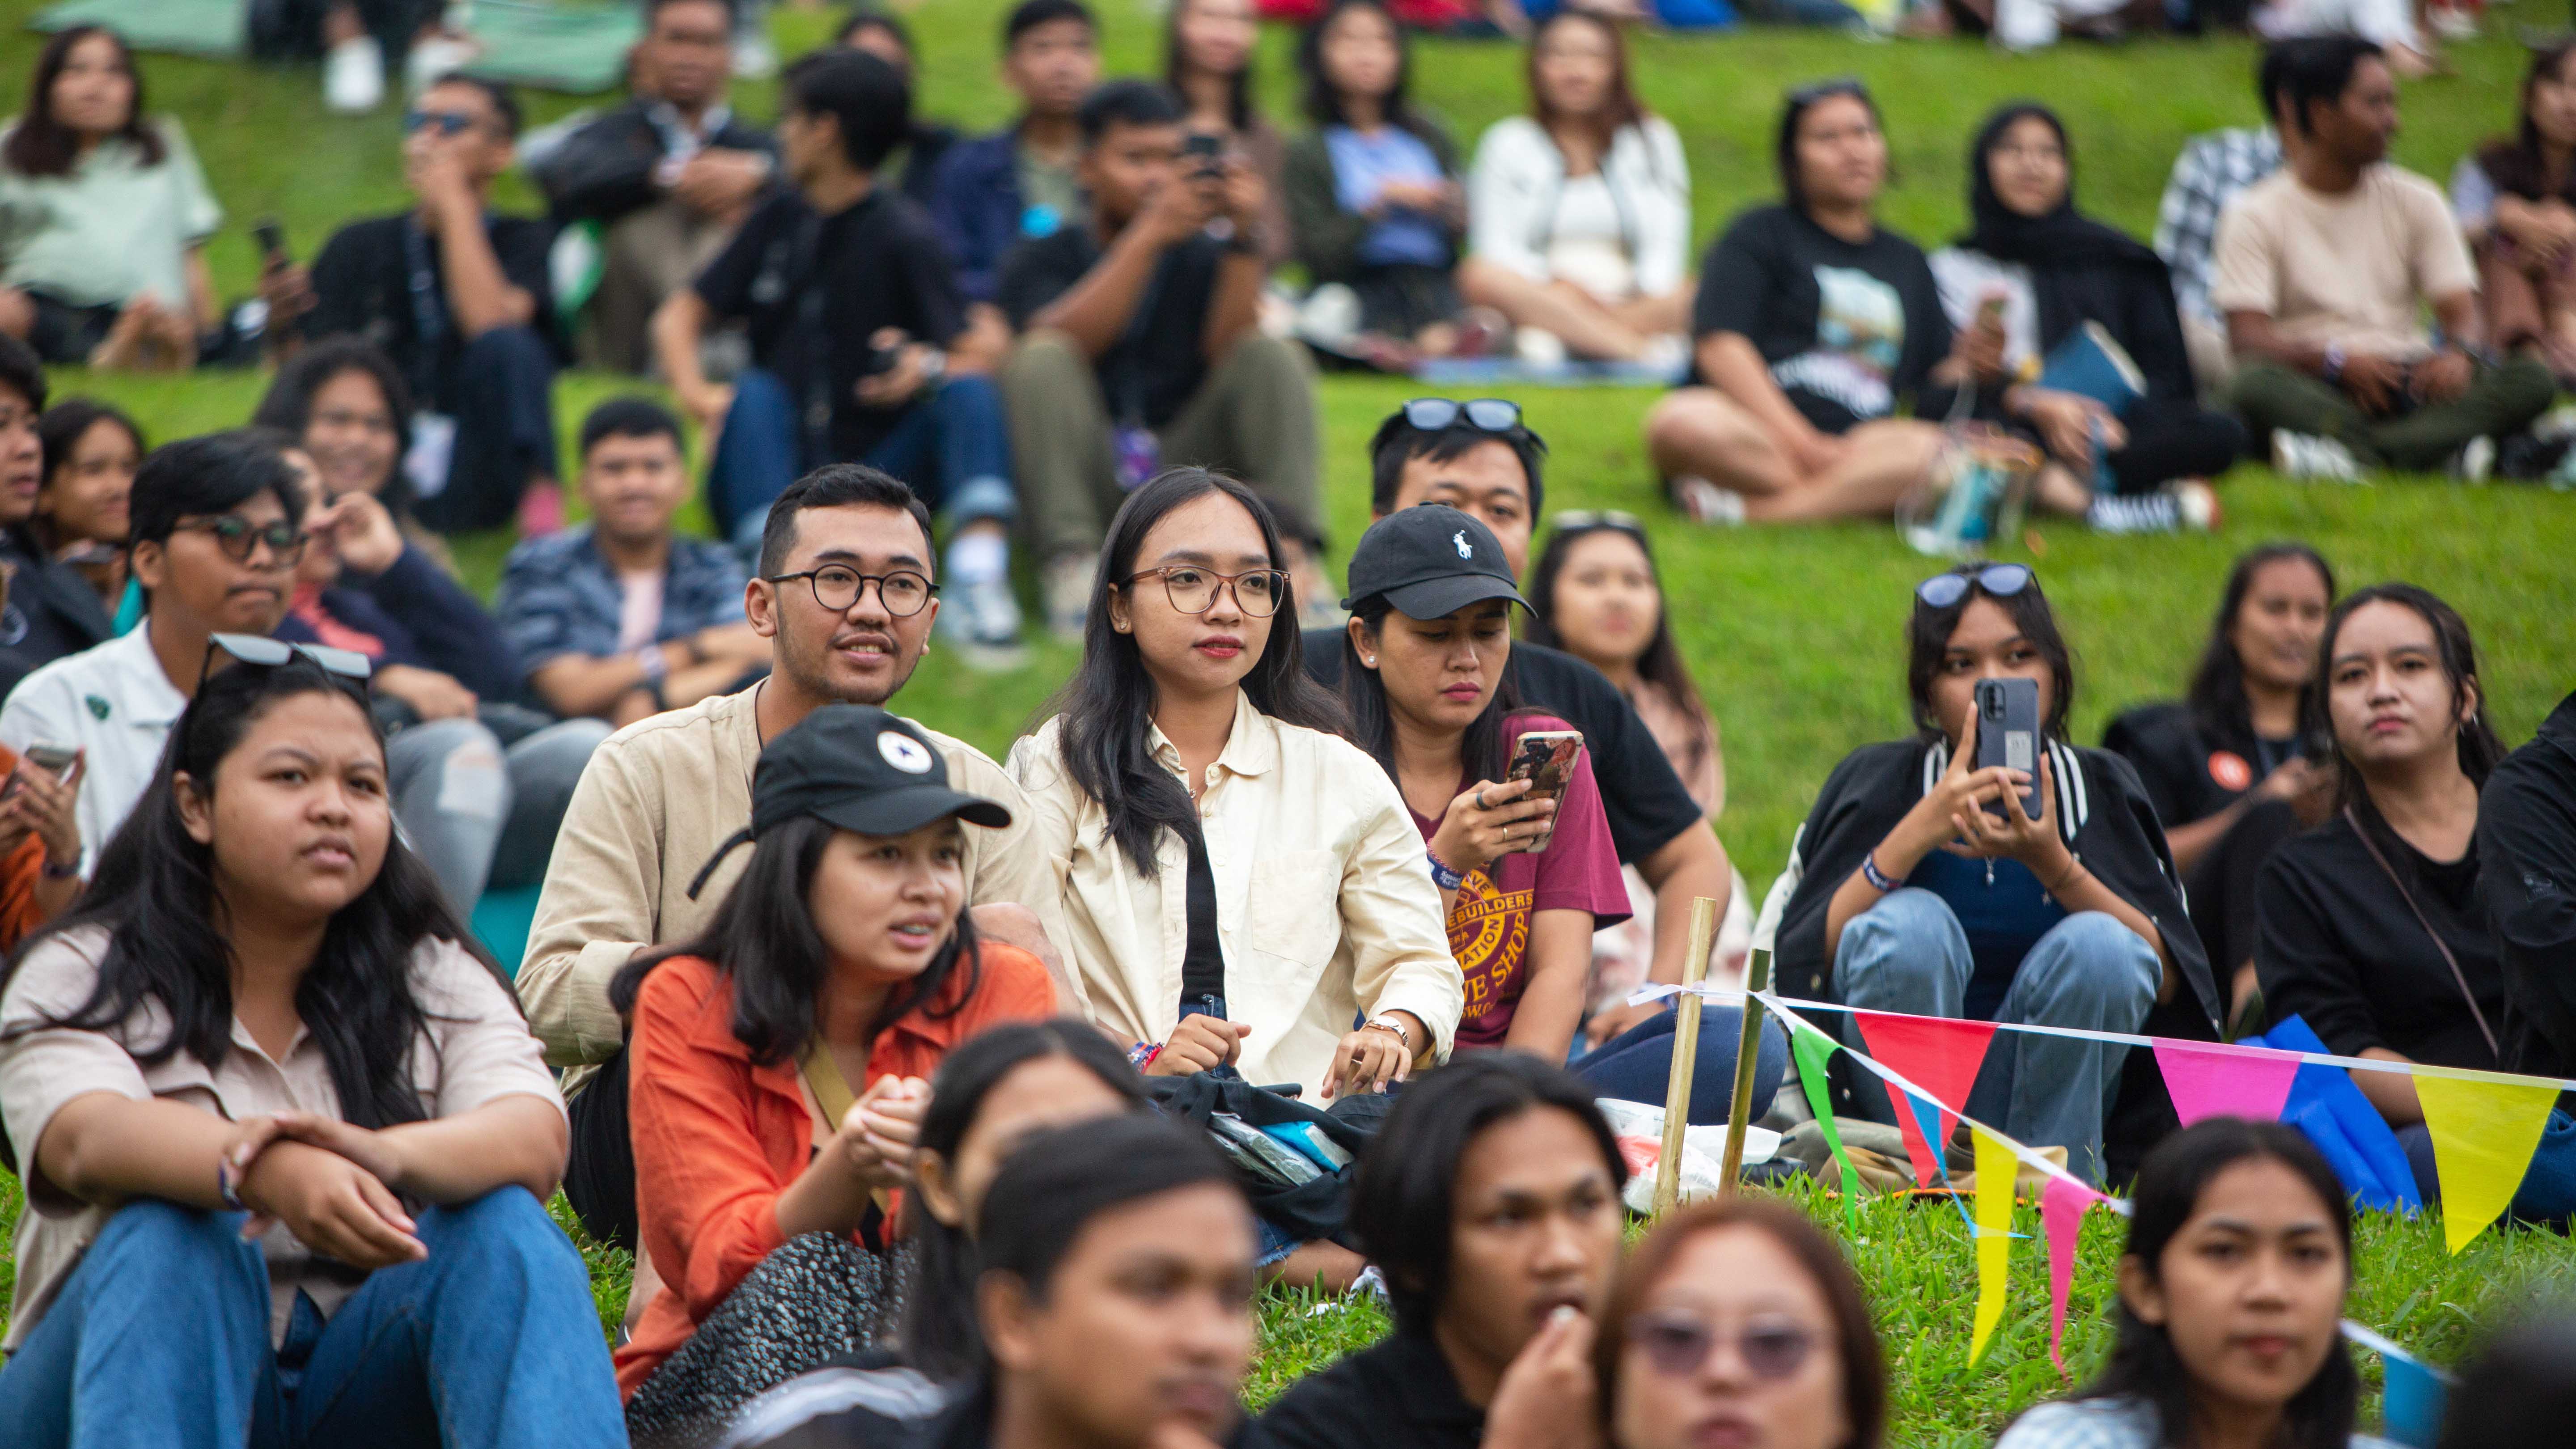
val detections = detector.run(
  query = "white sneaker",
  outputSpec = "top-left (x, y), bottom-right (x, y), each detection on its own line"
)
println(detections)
top-left (2452, 434), bottom-right (2496, 484)
top-left (936, 573), bottom-right (1030, 672)
top-left (404, 34), bottom-right (481, 97)
top-left (1042, 554), bottom-right (1097, 644)
top-left (2428, 4), bottom-right (2478, 39)
top-left (324, 35), bottom-right (386, 114)
top-left (1667, 475), bottom-right (1746, 526)
top-left (2271, 432), bottom-right (2364, 484)
top-left (1514, 326), bottom-right (1568, 369)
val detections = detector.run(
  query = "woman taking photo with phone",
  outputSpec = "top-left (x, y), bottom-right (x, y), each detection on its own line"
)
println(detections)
top-left (0, 644), bottom-right (624, 1446)
top-left (1009, 468), bottom-right (1460, 1285)
top-left (609, 705), bottom-right (1057, 1444)
top-left (1338, 505), bottom-right (1779, 1121)
top-left (1773, 562), bottom-right (2216, 1185)
top-left (1164, 0), bottom-right (1290, 269)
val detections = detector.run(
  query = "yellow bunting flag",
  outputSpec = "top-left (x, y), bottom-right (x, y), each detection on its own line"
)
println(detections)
top-left (1969, 1125), bottom-right (2018, 1364)
top-left (2415, 1071), bottom-right (2560, 1254)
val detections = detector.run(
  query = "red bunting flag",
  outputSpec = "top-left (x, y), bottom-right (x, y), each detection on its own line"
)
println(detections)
top-left (2152, 1040), bottom-right (2302, 1128)
top-left (1854, 1011), bottom-right (1998, 1186)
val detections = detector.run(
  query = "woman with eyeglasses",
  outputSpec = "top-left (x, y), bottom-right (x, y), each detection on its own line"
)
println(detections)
top-left (1773, 563), bottom-right (2217, 1186)
top-left (1010, 468), bottom-right (1461, 1289)
top-left (0, 26), bottom-right (224, 370)
top-left (1932, 103), bottom-right (2245, 536)
top-left (1642, 80), bottom-right (1958, 527)
top-left (1524, 513), bottom-right (1753, 1034)
top-left (1995, 1119), bottom-right (2393, 1449)
top-left (1593, 1196), bottom-right (1886, 1449)
top-left (0, 644), bottom-right (627, 1447)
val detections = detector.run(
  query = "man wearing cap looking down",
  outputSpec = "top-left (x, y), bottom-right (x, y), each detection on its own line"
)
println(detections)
top-left (521, 462), bottom-right (1060, 1321)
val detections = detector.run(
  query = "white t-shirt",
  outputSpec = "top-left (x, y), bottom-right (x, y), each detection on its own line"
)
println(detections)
top-left (2210, 164), bottom-right (2477, 359)
top-left (0, 623), bottom-right (187, 877)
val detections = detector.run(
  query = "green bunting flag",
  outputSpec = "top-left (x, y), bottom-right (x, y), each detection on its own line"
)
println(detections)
top-left (1790, 1021), bottom-right (1861, 1233)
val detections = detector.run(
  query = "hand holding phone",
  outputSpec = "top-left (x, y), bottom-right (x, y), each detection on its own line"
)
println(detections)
top-left (1504, 730), bottom-right (1583, 853)
top-left (1972, 678), bottom-right (2042, 822)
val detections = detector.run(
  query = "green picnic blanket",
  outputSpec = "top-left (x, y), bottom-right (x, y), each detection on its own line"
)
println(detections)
top-left (30, 0), bottom-right (642, 93)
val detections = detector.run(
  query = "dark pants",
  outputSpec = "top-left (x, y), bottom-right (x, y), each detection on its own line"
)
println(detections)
top-left (416, 326), bottom-right (559, 534)
top-left (707, 368), bottom-right (1017, 545)
top-left (2229, 356), bottom-right (2557, 471)
top-left (1572, 1004), bottom-right (1790, 1127)
top-left (2186, 797), bottom-right (2302, 996)
top-left (563, 1047), bottom-right (638, 1252)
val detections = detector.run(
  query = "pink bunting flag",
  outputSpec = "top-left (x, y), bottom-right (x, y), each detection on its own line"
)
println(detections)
top-left (2152, 1040), bottom-right (2301, 1128)
top-left (2039, 1175), bottom-right (2109, 1372)
top-left (1854, 1012), bottom-right (1997, 1186)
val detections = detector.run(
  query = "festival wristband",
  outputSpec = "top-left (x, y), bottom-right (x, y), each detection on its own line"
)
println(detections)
top-left (1426, 850), bottom-right (1465, 891)
top-left (1860, 851), bottom-right (1899, 893)
top-left (1127, 1041), bottom-right (1164, 1072)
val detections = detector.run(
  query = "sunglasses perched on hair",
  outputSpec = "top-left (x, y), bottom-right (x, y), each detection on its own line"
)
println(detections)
top-left (1402, 398), bottom-right (1523, 434)
top-left (1550, 509), bottom-right (1645, 534)
top-left (1628, 1312), bottom-right (1820, 1382)
top-left (199, 633), bottom-right (375, 692)
top-left (174, 514), bottom-right (307, 567)
top-left (1915, 564), bottom-right (2033, 610)
top-left (403, 109), bottom-right (480, 137)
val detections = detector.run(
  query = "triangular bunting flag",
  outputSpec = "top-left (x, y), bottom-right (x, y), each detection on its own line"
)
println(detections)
top-left (1790, 1023), bottom-right (1861, 1233)
top-left (2379, 1347), bottom-right (2449, 1448)
top-left (2152, 1039), bottom-right (2303, 1128)
top-left (2415, 1071), bottom-right (2558, 1253)
top-left (1969, 1125), bottom-right (2017, 1364)
top-left (2039, 1175), bottom-right (2107, 1373)
top-left (1855, 1011), bottom-right (1997, 1186)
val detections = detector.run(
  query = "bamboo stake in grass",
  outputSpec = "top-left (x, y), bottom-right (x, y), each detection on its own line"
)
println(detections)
top-left (1652, 896), bottom-right (1720, 1217)
top-left (1716, 944), bottom-right (1774, 1196)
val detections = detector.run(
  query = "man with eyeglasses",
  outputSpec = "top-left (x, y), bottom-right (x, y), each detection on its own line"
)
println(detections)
top-left (0, 337), bottom-right (114, 699)
top-left (1304, 398), bottom-right (1737, 1050)
top-left (0, 432), bottom-right (516, 909)
top-left (274, 74), bottom-right (568, 536)
top-left (496, 398), bottom-right (771, 728)
top-left (520, 458), bottom-right (1057, 1310)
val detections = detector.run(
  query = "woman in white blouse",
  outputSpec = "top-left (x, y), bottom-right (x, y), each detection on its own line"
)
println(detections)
top-left (1458, 11), bottom-right (1692, 369)
top-left (1007, 467), bottom-right (1462, 1122)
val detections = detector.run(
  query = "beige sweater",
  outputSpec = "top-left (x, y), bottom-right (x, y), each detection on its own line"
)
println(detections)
top-left (517, 685), bottom-right (1056, 1094)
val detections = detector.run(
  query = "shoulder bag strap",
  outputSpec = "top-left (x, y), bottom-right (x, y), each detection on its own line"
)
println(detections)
top-left (2341, 805), bottom-right (2500, 1060)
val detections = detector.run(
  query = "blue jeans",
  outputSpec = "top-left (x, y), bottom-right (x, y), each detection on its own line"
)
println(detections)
top-left (1573, 1004), bottom-right (1789, 1127)
top-left (710, 368), bottom-right (1017, 547)
top-left (1831, 887), bottom-right (2159, 1185)
top-left (0, 1189), bottom-right (627, 1449)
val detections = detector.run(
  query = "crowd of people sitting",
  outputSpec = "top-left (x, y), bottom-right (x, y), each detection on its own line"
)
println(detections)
top-left (0, 7), bottom-right (2569, 1449)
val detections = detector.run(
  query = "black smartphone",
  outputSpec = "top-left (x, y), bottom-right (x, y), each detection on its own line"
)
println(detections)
top-left (1182, 131), bottom-right (1224, 179)
top-left (1973, 677), bottom-right (2043, 821)
top-left (254, 217), bottom-right (288, 266)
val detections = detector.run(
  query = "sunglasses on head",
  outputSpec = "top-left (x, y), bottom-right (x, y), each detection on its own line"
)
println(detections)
top-left (1629, 1312), bottom-right (1820, 1382)
top-left (1402, 398), bottom-right (1523, 434)
top-left (1915, 564), bottom-right (2033, 610)
top-left (198, 633), bottom-right (374, 693)
top-left (403, 109), bottom-right (479, 137)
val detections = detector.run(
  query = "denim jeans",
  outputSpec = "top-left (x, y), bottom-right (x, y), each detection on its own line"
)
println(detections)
top-left (709, 368), bottom-right (1017, 547)
top-left (490, 717), bottom-right (612, 891)
top-left (385, 716), bottom-right (508, 913)
top-left (0, 1188), bottom-right (627, 1449)
top-left (1831, 887), bottom-right (2159, 1184)
top-left (1573, 1004), bottom-right (1789, 1127)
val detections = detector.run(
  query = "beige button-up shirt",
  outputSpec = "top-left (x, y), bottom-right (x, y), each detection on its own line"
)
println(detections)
top-left (1008, 692), bottom-right (1462, 1097)
top-left (517, 684), bottom-right (1057, 1094)
top-left (0, 928), bottom-right (564, 1350)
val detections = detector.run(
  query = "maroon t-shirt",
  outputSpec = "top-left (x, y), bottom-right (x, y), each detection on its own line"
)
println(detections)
top-left (1406, 715), bottom-right (1631, 1048)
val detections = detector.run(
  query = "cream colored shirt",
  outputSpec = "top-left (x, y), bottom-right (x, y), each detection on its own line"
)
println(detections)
top-left (2210, 164), bottom-right (2476, 360)
top-left (0, 928), bottom-right (562, 1351)
top-left (517, 684), bottom-right (1055, 1094)
top-left (1008, 692), bottom-right (1463, 1097)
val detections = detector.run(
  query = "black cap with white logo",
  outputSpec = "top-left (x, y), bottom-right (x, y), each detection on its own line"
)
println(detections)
top-left (686, 704), bottom-right (1011, 898)
top-left (1339, 504), bottom-right (1530, 619)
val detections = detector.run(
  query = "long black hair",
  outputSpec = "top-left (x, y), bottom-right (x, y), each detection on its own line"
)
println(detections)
top-left (1525, 517), bottom-right (1712, 794)
top-left (2307, 582), bottom-right (2509, 812)
top-left (1906, 564), bottom-right (2077, 743)
top-left (902, 1021), bottom-right (1149, 1381)
top-left (2064, 1117), bottom-right (2359, 1449)
top-left (1775, 77), bottom-right (1881, 216)
top-left (4, 26), bottom-right (164, 178)
top-left (0, 659), bottom-right (497, 1168)
top-left (1049, 467), bottom-right (1346, 876)
top-left (2186, 542), bottom-right (2336, 741)
top-left (1163, 0), bottom-right (1255, 134)
top-left (1297, 0), bottom-right (1436, 143)
top-left (250, 338), bottom-right (420, 521)
top-left (1342, 592), bottom-right (1525, 788)
top-left (607, 813), bottom-right (982, 1068)
top-left (2475, 44), bottom-right (2576, 204)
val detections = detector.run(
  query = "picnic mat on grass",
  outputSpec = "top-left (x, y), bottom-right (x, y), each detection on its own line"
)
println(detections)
top-left (31, 0), bottom-right (641, 93)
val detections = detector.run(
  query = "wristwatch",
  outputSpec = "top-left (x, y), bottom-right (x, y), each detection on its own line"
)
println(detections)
top-left (1363, 1017), bottom-right (1413, 1051)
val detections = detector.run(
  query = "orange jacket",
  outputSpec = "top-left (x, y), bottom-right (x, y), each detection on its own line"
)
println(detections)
top-left (614, 943), bottom-right (1058, 1398)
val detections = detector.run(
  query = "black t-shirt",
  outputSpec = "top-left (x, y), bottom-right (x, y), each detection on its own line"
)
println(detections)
top-left (2102, 700), bottom-right (2302, 830)
top-left (2256, 806), bottom-right (2508, 1071)
top-left (694, 187), bottom-right (970, 464)
top-left (1249, 1331), bottom-right (1480, 1449)
top-left (997, 227), bottom-right (1222, 428)
top-left (1303, 630), bottom-right (1705, 867)
top-left (2479, 692), bottom-right (2576, 1086)
top-left (1688, 203), bottom-right (1953, 433)
top-left (305, 212), bottom-right (560, 413)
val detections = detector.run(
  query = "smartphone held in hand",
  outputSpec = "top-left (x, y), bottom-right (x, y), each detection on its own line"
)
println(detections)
top-left (1504, 730), bottom-right (1583, 852)
top-left (1973, 678), bottom-right (2043, 821)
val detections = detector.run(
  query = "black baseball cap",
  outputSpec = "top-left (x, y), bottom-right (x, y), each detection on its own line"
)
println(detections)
top-left (1341, 504), bottom-right (1530, 619)
top-left (687, 705), bottom-right (1011, 898)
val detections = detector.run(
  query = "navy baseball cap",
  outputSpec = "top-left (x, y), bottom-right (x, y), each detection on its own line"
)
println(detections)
top-left (1341, 504), bottom-right (1530, 619)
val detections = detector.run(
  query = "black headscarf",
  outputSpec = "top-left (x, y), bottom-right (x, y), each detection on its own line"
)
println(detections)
top-left (1962, 104), bottom-right (2164, 271)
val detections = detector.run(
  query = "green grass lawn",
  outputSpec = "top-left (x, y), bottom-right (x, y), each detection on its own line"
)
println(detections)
top-left (3, 0), bottom-right (2574, 1440)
